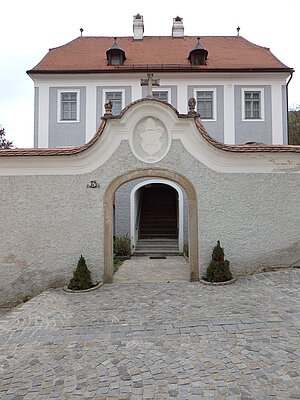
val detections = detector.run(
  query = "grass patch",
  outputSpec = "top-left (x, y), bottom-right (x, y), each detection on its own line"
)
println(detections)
top-left (114, 256), bottom-right (125, 273)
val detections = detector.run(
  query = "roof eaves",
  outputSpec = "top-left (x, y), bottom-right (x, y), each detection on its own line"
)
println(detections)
top-left (26, 67), bottom-right (294, 75)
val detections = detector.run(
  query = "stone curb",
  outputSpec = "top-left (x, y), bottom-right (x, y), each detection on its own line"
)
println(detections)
top-left (63, 282), bottom-right (103, 293)
top-left (183, 253), bottom-right (189, 263)
top-left (199, 277), bottom-right (237, 286)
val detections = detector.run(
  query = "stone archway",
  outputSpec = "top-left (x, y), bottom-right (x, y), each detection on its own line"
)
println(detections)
top-left (103, 168), bottom-right (199, 283)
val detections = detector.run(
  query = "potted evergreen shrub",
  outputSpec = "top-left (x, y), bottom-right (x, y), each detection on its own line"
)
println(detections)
top-left (66, 255), bottom-right (101, 292)
top-left (201, 241), bottom-right (235, 285)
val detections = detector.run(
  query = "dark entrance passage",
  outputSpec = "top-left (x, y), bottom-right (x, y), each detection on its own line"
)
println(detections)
top-left (139, 184), bottom-right (178, 239)
top-left (135, 184), bottom-right (179, 256)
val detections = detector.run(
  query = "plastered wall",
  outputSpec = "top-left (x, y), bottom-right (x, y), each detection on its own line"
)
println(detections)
top-left (0, 138), bottom-right (299, 306)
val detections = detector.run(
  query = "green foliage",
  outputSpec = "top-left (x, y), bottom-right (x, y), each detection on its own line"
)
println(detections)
top-left (113, 234), bottom-right (131, 257)
top-left (183, 243), bottom-right (189, 258)
top-left (0, 126), bottom-right (13, 149)
top-left (22, 293), bottom-right (29, 303)
top-left (113, 257), bottom-right (123, 273)
top-left (205, 240), bottom-right (232, 283)
top-left (288, 107), bottom-right (300, 145)
top-left (68, 255), bottom-right (94, 290)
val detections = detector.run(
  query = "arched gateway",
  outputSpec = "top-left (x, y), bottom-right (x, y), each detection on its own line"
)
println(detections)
top-left (130, 178), bottom-right (185, 254)
top-left (104, 169), bottom-right (199, 283)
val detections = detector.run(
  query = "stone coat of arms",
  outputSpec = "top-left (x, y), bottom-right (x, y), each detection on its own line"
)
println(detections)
top-left (138, 117), bottom-right (165, 156)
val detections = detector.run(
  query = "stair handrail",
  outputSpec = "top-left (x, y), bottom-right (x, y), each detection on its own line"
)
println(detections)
top-left (136, 188), bottom-right (144, 237)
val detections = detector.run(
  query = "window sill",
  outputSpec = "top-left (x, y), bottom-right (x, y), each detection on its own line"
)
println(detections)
top-left (242, 118), bottom-right (264, 122)
top-left (58, 119), bottom-right (80, 124)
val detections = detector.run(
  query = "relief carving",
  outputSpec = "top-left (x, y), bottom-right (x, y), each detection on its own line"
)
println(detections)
top-left (131, 117), bottom-right (170, 163)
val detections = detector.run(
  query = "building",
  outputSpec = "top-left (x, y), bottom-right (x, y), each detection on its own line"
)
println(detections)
top-left (28, 15), bottom-right (293, 149)
top-left (10, 15), bottom-right (295, 271)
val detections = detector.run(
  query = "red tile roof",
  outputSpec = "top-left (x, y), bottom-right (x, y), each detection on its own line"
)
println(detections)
top-left (27, 36), bottom-right (292, 74)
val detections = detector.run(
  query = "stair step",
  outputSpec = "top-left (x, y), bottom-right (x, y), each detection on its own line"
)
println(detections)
top-left (138, 238), bottom-right (178, 244)
top-left (134, 251), bottom-right (182, 257)
top-left (139, 235), bottom-right (178, 239)
top-left (136, 247), bottom-right (179, 251)
top-left (136, 242), bottom-right (179, 247)
top-left (140, 230), bottom-right (177, 234)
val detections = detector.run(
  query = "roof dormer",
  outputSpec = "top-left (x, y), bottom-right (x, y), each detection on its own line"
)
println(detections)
top-left (106, 38), bottom-right (126, 66)
top-left (188, 37), bottom-right (208, 66)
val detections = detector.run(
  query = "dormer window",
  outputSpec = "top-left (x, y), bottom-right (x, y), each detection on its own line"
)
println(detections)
top-left (106, 38), bottom-right (126, 66)
top-left (110, 55), bottom-right (122, 66)
top-left (188, 37), bottom-right (208, 66)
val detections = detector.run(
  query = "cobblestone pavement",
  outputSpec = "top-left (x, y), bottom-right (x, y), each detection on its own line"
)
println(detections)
top-left (114, 256), bottom-right (190, 283)
top-left (0, 270), bottom-right (299, 399)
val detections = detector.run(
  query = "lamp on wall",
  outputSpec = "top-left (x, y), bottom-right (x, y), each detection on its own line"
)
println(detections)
top-left (87, 180), bottom-right (99, 188)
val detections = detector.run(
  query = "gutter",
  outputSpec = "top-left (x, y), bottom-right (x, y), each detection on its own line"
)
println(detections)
top-left (26, 67), bottom-right (294, 75)
top-left (286, 71), bottom-right (294, 144)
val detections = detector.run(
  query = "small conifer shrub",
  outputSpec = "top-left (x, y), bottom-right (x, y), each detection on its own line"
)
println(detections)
top-left (22, 293), bottom-right (29, 303)
top-left (205, 240), bottom-right (232, 283)
top-left (68, 255), bottom-right (94, 290)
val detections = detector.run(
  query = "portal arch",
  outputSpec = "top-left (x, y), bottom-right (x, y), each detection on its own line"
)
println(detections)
top-left (130, 178), bottom-right (184, 253)
top-left (103, 168), bottom-right (198, 283)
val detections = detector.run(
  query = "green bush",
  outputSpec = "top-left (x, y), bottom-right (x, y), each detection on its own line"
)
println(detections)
top-left (183, 243), bottom-right (189, 258)
top-left (68, 255), bottom-right (94, 290)
top-left (114, 234), bottom-right (131, 257)
top-left (205, 240), bottom-right (232, 283)
top-left (22, 293), bottom-right (29, 303)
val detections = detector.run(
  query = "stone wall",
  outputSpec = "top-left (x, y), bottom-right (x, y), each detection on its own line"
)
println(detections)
top-left (0, 99), bottom-right (299, 306)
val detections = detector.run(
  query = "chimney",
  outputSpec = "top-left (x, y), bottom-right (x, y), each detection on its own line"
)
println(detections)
top-left (172, 16), bottom-right (184, 38)
top-left (133, 13), bottom-right (144, 41)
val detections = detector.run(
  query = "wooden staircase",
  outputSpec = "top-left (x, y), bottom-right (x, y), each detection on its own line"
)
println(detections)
top-left (134, 184), bottom-right (180, 256)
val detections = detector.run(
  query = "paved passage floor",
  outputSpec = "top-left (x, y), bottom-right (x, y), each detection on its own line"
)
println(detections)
top-left (114, 256), bottom-right (190, 283)
top-left (0, 270), bottom-right (299, 399)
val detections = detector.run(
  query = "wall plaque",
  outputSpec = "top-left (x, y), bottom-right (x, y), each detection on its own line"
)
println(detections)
top-left (130, 117), bottom-right (171, 163)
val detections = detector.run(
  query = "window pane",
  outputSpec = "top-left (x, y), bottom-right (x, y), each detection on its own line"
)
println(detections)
top-left (197, 91), bottom-right (213, 119)
top-left (60, 92), bottom-right (77, 120)
top-left (110, 55), bottom-right (121, 66)
top-left (153, 91), bottom-right (168, 102)
top-left (253, 101), bottom-right (259, 111)
top-left (244, 91), bottom-right (261, 119)
top-left (106, 92), bottom-right (123, 115)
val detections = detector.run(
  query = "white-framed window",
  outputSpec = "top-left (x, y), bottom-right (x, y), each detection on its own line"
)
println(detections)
top-left (194, 88), bottom-right (217, 120)
top-left (57, 90), bottom-right (80, 123)
top-left (152, 89), bottom-right (171, 103)
top-left (242, 88), bottom-right (264, 121)
top-left (103, 88), bottom-right (125, 116)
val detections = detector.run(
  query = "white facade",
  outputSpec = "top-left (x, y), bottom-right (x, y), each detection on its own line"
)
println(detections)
top-left (30, 71), bottom-right (290, 148)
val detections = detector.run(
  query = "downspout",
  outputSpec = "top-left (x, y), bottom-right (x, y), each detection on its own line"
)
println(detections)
top-left (286, 71), bottom-right (294, 144)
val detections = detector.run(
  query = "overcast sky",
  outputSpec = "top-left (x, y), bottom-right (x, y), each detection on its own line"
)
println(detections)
top-left (1, 0), bottom-right (299, 147)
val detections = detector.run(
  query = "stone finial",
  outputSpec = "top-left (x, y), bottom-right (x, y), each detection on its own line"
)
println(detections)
top-left (104, 99), bottom-right (113, 115)
top-left (188, 97), bottom-right (197, 115)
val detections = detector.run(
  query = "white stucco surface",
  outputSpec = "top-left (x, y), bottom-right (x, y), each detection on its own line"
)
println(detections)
top-left (0, 100), bottom-right (299, 306)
